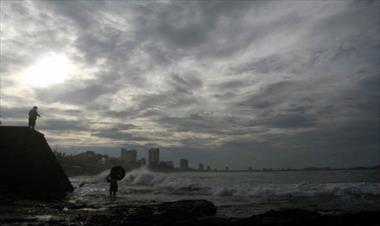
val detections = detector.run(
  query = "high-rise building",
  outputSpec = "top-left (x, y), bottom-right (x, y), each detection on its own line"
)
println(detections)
top-left (148, 148), bottom-right (160, 168)
top-left (121, 148), bottom-right (137, 164)
top-left (198, 163), bottom-right (204, 171)
top-left (180, 159), bottom-right (188, 170)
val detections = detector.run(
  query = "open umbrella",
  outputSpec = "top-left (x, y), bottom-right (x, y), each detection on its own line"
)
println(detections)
top-left (110, 166), bottom-right (126, 181)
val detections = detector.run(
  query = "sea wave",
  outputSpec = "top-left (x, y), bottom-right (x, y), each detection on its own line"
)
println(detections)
top-left (210, 182), bottom-right (380, 197)
top-left (118, 168), bottom-right (380, 198)
top-left (122, 168), bottom-right (200, 193)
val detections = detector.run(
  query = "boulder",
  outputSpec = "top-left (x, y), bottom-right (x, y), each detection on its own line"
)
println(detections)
top-left (104, 200), bottom-right (217, 226)
top-left (0, 126), bottom-right (74, 199)
top-left (154, 199), bottom-right (217, 218)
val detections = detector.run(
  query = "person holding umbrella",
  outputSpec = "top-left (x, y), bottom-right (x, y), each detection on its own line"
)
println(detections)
top-left (106, 166), bottom-right (125, 198)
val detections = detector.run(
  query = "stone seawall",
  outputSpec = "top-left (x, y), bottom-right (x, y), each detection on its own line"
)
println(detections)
top-left (0, 126), bottom-right (73, 199)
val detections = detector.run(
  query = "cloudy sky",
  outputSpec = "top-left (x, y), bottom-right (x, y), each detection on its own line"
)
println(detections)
top-left (1, 0), bottom-right (379, 169)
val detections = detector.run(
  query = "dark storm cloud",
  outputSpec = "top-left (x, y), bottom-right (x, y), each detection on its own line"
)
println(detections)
top-left (118, 123), bottom-right (138, 130)
top-left (257, 113), bottom-right (316, 129)
top-left (125, 72), bottom-right (203, 115)
top-left (103, 110), bottom-right (132, 119)
top-left (141, 1), bottom-right (255, 49)
top-left (1, 106), bottom-right (29, 119)
top-left (135, 91), bottom-right (198, 112)
top-left (153, 112), bottom-right (265, 137)
top-left (75, 31), bottom-right (122, 64)
top-left (231, 55), bottom-right (290, 75)
top-left (34, 80), bottom-right (115, 105)
top-left (92, 128), bottom-right (148, 142)
top-left (216, 117), bottom-right (379, 169)
top-left (37, 0), bottom-right (258, 65)
top-left (170, 73), bottom-right (203, 93)
top-left (213, 91), bottom-right (238, 100)
top-left (239, 71), bottom-right (379, 127)
top-left (218, 80), bottom-right (252, 90)
top-left (39, 119), bottom-right (89, 132)
top-left (238, 80), bottom-right (312, 114)
top-left (36, 0), bottom-right (106, 29)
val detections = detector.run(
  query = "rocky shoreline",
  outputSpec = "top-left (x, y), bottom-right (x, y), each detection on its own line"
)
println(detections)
top-left (1, 199), bottom-right (379, 226)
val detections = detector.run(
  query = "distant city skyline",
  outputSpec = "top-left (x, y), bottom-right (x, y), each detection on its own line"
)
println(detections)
top-left (1, 1), bottom-right (379, 169)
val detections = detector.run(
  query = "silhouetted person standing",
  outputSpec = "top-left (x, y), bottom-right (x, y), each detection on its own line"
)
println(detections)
top-left (106, 166), bottom-right (125, 199)
top-left (106, 174), bottom-right (118, 198)
top-left (28, 106), bottom-right (40, 129)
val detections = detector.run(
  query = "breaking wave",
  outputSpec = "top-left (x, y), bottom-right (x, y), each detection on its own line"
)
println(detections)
top-left (122, 167), bottom-right (200, 193)
top-left (117, 168), bottom-right (380, 198)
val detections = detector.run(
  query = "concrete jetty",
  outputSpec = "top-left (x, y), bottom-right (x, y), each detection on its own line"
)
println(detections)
top-left (0, 126), bottom-right (73, 199)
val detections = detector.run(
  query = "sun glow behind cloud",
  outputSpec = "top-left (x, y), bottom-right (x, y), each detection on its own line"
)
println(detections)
top-left (21, 53), bottom-right (75, 87)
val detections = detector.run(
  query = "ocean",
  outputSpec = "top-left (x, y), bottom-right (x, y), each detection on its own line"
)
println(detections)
top-left (69, 168), bottom-right (380, 218)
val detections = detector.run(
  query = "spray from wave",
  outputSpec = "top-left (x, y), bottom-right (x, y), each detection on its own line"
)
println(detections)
top-left (113, 168), bottom-right (380, 198)
top-left (121, 167), bottom-right (201, 193)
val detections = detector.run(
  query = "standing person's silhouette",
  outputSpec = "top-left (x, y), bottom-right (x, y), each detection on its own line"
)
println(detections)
top-left (28, 106), bottom-right (40, 129)
top-left (106, 166), bottom-right (125, 199)
top-left (106, 174), bottom-right (118, 198)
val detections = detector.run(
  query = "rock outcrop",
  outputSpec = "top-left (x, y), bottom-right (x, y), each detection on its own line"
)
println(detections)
top-left (81, 205), bottom-right (380, 226)
top-left (0, 199), bottom-right (379, 225)
top-left (0, 126), bottom-right (74, 199)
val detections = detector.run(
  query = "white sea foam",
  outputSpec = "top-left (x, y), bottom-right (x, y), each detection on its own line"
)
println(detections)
top-left (122, 167), bottom-right (198, 193)
top-left (117, 168), bottom-right (380, 198)
top-left (72, 168), bottom-right (380, 200)
top-left (68, 169), bottom-right (380, 216)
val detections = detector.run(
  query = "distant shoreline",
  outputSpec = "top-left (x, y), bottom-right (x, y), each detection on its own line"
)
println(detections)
top-left (66, 166), bottom-right (380, 177)
top-left (171, 166), bottom-right (380, 173)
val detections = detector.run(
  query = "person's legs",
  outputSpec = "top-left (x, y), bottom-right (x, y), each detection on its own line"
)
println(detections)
top-left (29, 119), bottom-right (36, 129)
top-left (110, 188), bottom-right (117, 198)
top-left (110, 182), bottom-right (117, 198)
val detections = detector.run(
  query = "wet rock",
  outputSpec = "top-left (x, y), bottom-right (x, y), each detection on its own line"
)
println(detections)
top-left (154, 199), bottom-right (217, 218)
top-left (237, 209), bottom-right (380, 226)
top-left (1, 199), bottom-right (379, 226)
top-left (109, 199), bottom-right (216, 219)
top-left (0, 192), bottom-right (14, 206)
top-left (98, 206), bottom-right (380, 226)
top-left (96, 200), bottom-right (217, 226)
top-left (238, 209), bottom-right (321, 226)
top-left (0, 126), bottom-right (74, 200)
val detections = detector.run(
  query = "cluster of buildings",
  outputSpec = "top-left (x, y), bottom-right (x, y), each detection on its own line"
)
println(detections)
top-left (55, 147), bottom-right (227, 175)
top-left (118, 148), bottom-right (221, 171)
top-left (120, 148), bottom-right (191, 171)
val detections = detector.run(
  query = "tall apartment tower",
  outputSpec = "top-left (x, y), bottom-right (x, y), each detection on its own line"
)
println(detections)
top-left (121, 148), bottom-right (137, 164)
top-left (148, 148), bottom-right (160, 168)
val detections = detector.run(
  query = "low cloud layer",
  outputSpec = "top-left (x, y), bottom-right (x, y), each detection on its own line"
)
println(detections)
top-left (1, 0), bottom-right (379, 169)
